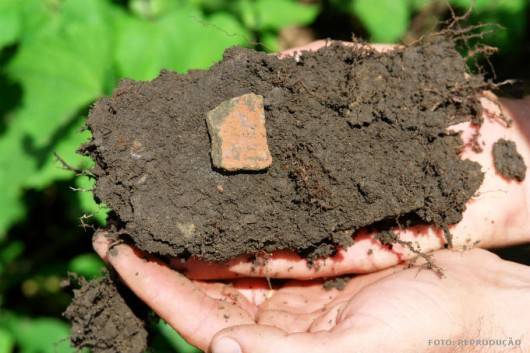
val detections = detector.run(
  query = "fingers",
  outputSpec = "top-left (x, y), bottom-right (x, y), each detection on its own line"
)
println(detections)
top-left (174, 228), bottom-right (447, 280)
top-left (92, 228), bottom-right (113, 262)
top-left (208, 249), bottom-right (530, 353)
top-left (92, 232), bottom-right (254, 351)
top-left (210, 325), bottom-right (351, 353)
top-left (210, 321), bottom-right (382, 353)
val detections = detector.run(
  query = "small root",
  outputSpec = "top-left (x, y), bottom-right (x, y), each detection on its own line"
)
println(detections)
top-left (54, 151), bottom-right (97, 179)
top-left (373, 230), bottom-right (445, 278)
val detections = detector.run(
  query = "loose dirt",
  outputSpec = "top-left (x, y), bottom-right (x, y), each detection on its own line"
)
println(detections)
top-left (80, 37), bottom-right (488, 262)
top-left (63, 272), bottom-right (150, 353)
top-left (492, 138), bottom-right (527, 181)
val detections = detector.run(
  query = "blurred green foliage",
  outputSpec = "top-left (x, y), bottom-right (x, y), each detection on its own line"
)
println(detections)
top-left (329, 0), bottom-right (528, 48)
top-left (0, 0), bottom-right (527, 352)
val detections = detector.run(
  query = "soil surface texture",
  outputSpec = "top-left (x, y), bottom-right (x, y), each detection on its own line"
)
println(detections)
top-left (81, 37), bottom-right (488, 261)
top-left (63, 272), bottom-right (150, 353)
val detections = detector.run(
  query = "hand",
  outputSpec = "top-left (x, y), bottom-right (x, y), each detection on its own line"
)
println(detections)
top-left (93, 234), bottom-right (530, 353)
top-left (92, 41), bottom-right (530, 353)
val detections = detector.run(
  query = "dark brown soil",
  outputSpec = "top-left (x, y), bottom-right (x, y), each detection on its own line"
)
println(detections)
top-left (323, 276), bottom-right (352, 291)
top-left (492, 138), bottom-right (526, 181)
top-left (80, 37), bottom-right (488, 262)
top-left (63, 272), bottom-right (150, 353)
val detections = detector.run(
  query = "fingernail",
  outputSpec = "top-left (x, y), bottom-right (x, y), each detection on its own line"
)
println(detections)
top-left (212, 337), bottom-right (242, 353)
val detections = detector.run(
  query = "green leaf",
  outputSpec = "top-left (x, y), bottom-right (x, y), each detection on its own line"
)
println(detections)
top-left (409, 0), bottom-right (432, 11)
top-left (0, 126), bottom-right (36, 240)
top-left (448, 0), bottom-right (527, 53)
top-left (16, 0), bottom-right (61, 43)
top-left (129, 0), bottom-right (188, 18)
top-left (0, 0), bottom-right (22, 48)
top-left (475, 10), bottom-right (525, 53)
top-left (254, 0), bottom-right (319, 31)
top-left (7, 0), bottom-right (115, 147)
top-left (8, 25), bottom-right (108, 147)
top-left (260, 30), bottom-right (279, 52)
top-left (115, 8), bottom-right (249, 80)
top-left (0, 0), bottom-right (118, 236)
top-left (237, 0), bottom-right (258, 29)
top-left (0, 240), bottom-right (24, 266)
top-left (5, 315), bottom-right (74, 353)
top-left (351, 0), bottom-right (410, 43)
top-left (0, 116), bottom-right (99, 238)
top-left (448, 0), bottom-right (526, 16)
top-left (68, 253), bottom-right (104, 279)
top-left (0, 240), bottom-right (24, 278)
top-left (0, 327), bottom-right (14, 353)
top-left (196, 12), bottom-right (252, 62)
top-left (113, 15), bottom-right (167, 80)
top-left (448, 0), bottom-right (492, 11)
top-left (75, 175), bottom-right (108, 225)
top-left (26, 118), bottom-right (93, 189)
top-left (169, 11), bottom-right (250, 71)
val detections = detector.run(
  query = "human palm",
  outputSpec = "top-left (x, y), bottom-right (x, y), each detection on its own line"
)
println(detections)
top-left (93, 237), bottom-right (530, 352)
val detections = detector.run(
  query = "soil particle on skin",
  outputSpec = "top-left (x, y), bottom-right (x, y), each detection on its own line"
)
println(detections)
top-left (323, 276), bottom-right (351, 291)
top-left (63, 272), bottom-right (150, 353)
top-left (80, 37), bottom-right (488, 262)
top-left (492, 138), bottom-right (527, 181)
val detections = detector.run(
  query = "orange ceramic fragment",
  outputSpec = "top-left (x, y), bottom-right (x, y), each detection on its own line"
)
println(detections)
top-left (207, 93), bottom-right (272, 171)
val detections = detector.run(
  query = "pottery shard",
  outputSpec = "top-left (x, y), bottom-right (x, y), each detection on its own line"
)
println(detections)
top-left (207, 93), bottom-right (272, 171)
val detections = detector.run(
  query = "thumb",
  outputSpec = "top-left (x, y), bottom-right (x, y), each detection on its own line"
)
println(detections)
top-left (209, 325), bottom-right (342, 353)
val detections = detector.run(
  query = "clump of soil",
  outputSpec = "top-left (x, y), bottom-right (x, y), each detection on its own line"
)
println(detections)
top-left (323, 276), bottom-right (352, 291)
top-left (80, 36), bottom-right (488, 262)
top-left (63, 272), bottom-right (150, 353)
top-left (492, 138), bottom-right (526, 181)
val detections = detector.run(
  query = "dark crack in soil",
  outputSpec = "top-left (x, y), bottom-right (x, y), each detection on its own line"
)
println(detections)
top-left (80, 37), bottom-right (488, 262)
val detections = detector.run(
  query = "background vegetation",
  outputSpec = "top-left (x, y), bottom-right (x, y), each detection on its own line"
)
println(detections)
top-left (0, 0), bottom-right (528, 352)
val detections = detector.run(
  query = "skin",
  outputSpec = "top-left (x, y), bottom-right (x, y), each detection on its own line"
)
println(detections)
top-left (93, 42), bottom-right (530, 352)
top-left (93, 239), bottom-right (530, 353)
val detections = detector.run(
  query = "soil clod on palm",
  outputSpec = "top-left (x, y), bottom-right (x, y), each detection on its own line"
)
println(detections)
top-left (80, 37), bottom-right (489, 262)
top-left (492, 138), bottom-right (527, 181)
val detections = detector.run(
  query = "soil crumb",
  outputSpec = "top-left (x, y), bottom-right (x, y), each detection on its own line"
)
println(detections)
top-left (81, 37), bottom-right (488, 261)
top-left (63, 272), bottom-right (149, 353)
top-left (492, 138), bottom-right (526, 181)
top-left (323, 276), bottom-right (351, 291)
